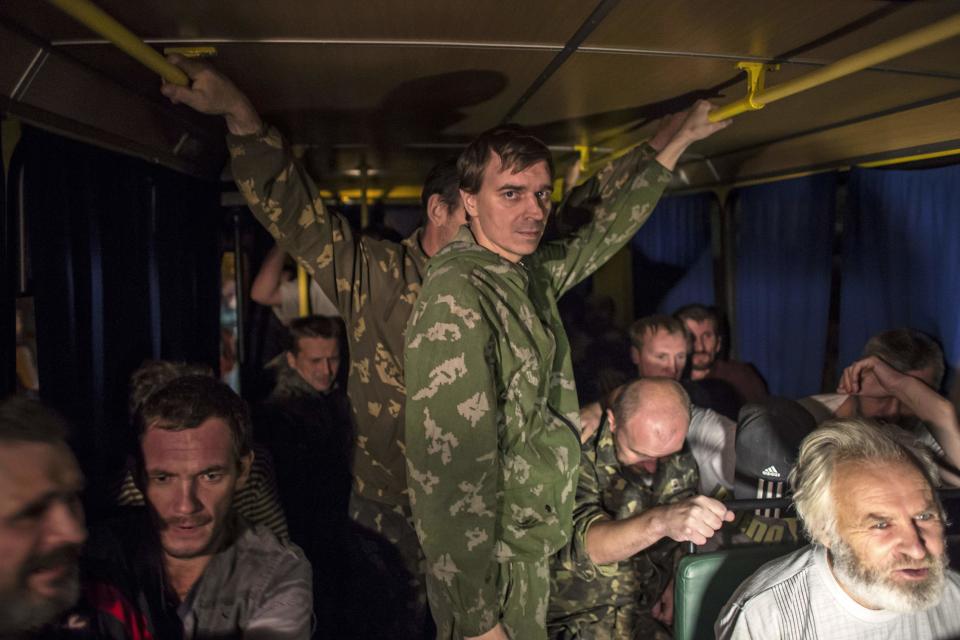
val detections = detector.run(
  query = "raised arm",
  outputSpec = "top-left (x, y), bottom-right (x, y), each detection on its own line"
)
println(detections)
top-left (250, 244), bottom-right (288, 307)
top-left (161, 56), bottom-right (363, 319)
top-left (840, 355), bottom-right (960, 485)
top-left (543, 101), bottom-right (730, 296)
top-left (404, 282), bottom-right (503, 637)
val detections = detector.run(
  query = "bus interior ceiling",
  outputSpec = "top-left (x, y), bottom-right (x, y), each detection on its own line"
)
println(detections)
top-left (2, 0), bottom-right (960, 192)
top-left (3, 1), bottom-right (960, 498)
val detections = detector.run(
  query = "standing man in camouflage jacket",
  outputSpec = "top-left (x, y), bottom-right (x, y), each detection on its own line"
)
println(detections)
top-left (548, 378), bottom-right (732, 640)
top-left (161, 56), bottom-right (466, 633)
top-left (404, 103), bottom-right (729, 640)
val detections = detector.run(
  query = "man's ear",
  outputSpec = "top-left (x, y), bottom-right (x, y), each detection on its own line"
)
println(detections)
top-left (716, 334), bottom-right (723, 355)
top-left (630, 345), bottom-right (641, 365)
top-left (460, 189), bottom-right (478, 220)
top-left (236, 450), bottom-right (254, 490)
top-left (286, 351), bottom-right (297, 370)
top-left (606, 408), bottom-right (617, 433)
top-left (426, 193), bottom-right (446, 226)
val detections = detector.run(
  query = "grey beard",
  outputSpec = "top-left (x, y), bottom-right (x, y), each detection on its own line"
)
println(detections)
top-left (830, 539), bottom-right (946, 613)
top-left (0, 569), bottom-right (80, 635)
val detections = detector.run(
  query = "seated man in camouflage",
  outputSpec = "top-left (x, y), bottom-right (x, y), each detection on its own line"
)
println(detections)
top-left (548, 378), bottom-right (733, 639)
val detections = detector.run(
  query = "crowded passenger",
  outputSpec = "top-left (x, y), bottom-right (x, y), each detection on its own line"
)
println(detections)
top-left (623, 314), bottom-right (736, 495)
top-left (403, 103), bottom-right (728, 639)
top-left (251, 243), bottom-right (340, 324)
top-left (116, 360), bottom-right (289, 541)
top-left (548, 379), bottom-right (733, 639)
top-left (162, 54), bottom-right (467, 636)
top-left (717, 418), bottom-right (960, 639)
top-left (81, 375), bottom-right (312, 638)
top-left (0, 398), bottom-right (86, 639)
top-left (675, 303), bottom-right (768, 412)
top-left (254, 315), bottom-right (351, 551)
top-left (799, 328), bottom-right (960, 486)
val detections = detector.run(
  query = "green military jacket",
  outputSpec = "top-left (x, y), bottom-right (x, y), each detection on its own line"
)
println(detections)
top-left (404, 147), bottom-right (672, 635)
top-left (228, 125), bottom-right (428, 507)
top-left (548, 416), bottom-right (699, 631)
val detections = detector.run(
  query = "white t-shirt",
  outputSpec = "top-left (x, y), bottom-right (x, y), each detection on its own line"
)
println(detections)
top-left (716, 545), bottom-right (960, 639)
top-left (275, 279), bottom-right (340, 324)
top-left (687, 405), bottom-right (736, 497)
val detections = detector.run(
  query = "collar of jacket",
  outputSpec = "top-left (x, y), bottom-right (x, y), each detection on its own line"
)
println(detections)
top-left (402, 226), bottom-right (430, 270)
top-left (429, 225), bottom-right (531, 290)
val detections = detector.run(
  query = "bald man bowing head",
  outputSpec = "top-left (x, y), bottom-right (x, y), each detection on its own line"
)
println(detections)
top-left (548, 378), bottom-right (733, 640)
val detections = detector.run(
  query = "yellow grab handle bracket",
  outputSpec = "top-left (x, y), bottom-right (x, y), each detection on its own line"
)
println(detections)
top-left (738, 61), bottom-right (779, 110)
top-left (163, 46), bottom-right (218, 59)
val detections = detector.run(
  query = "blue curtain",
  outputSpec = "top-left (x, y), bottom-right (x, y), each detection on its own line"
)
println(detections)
top-left (631, 192), bottom-right (715, 316)
top-left (735, 173), bottom-right (837, 398)
top-left (839, 165), bottom-right (960, 385)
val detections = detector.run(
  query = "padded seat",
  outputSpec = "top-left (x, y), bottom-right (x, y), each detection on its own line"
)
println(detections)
top-left (674, 544), bottom-right (800, 640)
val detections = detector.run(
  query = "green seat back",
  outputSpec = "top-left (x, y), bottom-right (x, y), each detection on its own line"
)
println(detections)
top-left (674, 544), bottom-right (800, 640)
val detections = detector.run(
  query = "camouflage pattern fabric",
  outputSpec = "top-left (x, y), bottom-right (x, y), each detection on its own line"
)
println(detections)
top-left (404, 146), bottom-right (672, 639)
top-left (229, 125), bottom-right (427, 510)
top-left (547, 415), bottom-right (698, 639)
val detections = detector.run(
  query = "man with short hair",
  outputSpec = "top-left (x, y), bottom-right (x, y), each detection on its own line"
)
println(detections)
top-left (548, 379), bottom-right (733, 640)
top-left (257, 315), bottom-right (351, 549)
top-left (404, 103), bottom-right (728, 639)
top-left (629, 315), bottom-right (690, 381)
top-left (624, 314), bottom-right (737, 495)
top-left (674, 303), bottom-right (768, 405)
top-left (716, 417), bottom-right (960, 639)
top-left (162, 60), bottom-right (465, 631)
top-left (801, 328), bottom-right (960, 486)
top-left (0, 398), bottom-right (86, 639)
top-left (85, 376), bottom-right (312, 638)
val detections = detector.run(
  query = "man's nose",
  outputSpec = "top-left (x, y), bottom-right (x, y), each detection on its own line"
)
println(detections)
top-left (174, 480), bottom-right (201, 514)
top-left (897, 521), bottom-right (931, 561)
top-left (46, 499), bottom-right (87, 547)
top-left (525, 194), bottom-right (547, 220)
top-left (693, 335), bottom-right (704, 351)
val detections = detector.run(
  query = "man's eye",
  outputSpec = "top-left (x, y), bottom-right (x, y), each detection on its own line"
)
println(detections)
top-left (503, 191), bottom-right (517, 199)
top-left (916, 512), bottom-right (938, 522)
top-left (150, 474), bottom-right (170, 484)
top-left (871, 521), bottom-right (889, 530)
top-left (536, 190), bottom-right (551, 201)
top-left (202, 472), bottom-right (224, 482)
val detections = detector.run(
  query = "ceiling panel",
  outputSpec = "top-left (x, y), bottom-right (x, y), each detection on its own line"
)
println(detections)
top-left (1, 0), bottom-right (591, 44)
top-left (59, 42), bottom-right (555, 146)
top-left (514, 51), bottom-right (960, 152)
top-left (585, 1), bottom-right (883, 58)
top-left (799, 0), bottom-right (960, 74)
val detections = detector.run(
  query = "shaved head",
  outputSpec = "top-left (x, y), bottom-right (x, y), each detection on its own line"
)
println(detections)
top-left (608, 378), bottom-right (691, 473)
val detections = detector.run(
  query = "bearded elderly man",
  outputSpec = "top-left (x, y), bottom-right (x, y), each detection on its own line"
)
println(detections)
top-left (404, 102), bottom-right (728, 640)
top-left (716, 417), bottom-right (960, 639)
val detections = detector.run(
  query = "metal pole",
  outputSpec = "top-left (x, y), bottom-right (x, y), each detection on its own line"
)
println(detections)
top-left (232, 211), bottom-right (245, 369)
top-left (710, 12), bottom-right (960, 122)
top-left (46, 0), bottom-right (189, 86)
top-left (297, 265), bottom-right (310, 317)
top-left (359, 158), bottom-right (370, 230)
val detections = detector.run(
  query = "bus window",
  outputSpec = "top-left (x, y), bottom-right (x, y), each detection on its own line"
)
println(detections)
top-left (15, 298), bottom-right (39, 396)
top-left (220, 252), bottom-right (239, 392)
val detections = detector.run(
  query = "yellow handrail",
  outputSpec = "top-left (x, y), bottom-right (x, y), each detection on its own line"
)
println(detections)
top-left (711, 12), bottom-right (960, 121)
top-left (297, 265), bottom-right (310, 318)
top-left (47, 0), bottom-right (189, 86)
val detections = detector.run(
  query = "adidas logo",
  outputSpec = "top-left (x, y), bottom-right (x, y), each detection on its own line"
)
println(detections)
top-left (762, 465), bottom-right (781, 478)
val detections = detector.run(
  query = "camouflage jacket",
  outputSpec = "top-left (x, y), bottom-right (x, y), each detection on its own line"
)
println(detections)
top-left (548, 416), bottom-right (699, 627)
top-left (228, 126), bottom-right (427, 507)
top-left (404, 146), bottom-right (672, 635)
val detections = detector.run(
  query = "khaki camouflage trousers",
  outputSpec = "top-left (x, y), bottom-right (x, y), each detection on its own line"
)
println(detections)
top-left (428, 557), bottom-right (551, 640)
top-left (349, 491), bottom-right (429, 635)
